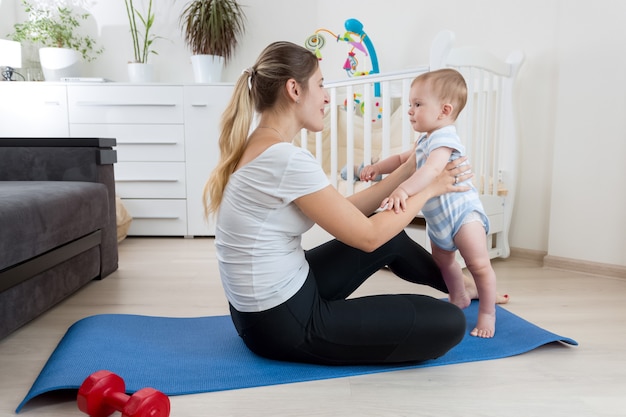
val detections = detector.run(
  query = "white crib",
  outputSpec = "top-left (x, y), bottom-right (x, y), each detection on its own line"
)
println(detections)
top-left (300, 30), bottom-right (524, 260)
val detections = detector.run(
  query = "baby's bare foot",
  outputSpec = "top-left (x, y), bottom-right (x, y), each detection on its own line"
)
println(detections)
top-left (470, 311), bottom-right (496, 338)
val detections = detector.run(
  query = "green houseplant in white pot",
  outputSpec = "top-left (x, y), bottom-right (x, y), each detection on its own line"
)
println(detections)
top-left (179, 0), bottom-right (246, 83)
top-left (124, 0), bottom-right (160, 82)
top-left (9, 0), bottom-right (103, 81)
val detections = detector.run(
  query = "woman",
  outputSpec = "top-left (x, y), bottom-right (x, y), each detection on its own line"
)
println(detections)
top-left (204, 41), bottom-right (474, 365)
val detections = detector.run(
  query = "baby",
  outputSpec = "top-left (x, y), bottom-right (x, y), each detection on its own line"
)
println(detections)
top-left (360, 68), bottom-right (500, 338)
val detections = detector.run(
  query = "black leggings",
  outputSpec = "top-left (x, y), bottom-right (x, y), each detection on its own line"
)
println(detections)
top-left (229, 231), bottom-right (466, 365)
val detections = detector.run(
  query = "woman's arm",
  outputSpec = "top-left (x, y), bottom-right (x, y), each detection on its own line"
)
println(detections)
top-left (295, 157), bottom-right (471, 252)
top-left (360, 148), bottom-right (414, 181)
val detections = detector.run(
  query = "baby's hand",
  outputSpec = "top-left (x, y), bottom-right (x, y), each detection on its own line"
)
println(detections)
top-left (360, 164), bottom-right (379, 182)
top-left (381, 187), bottom-right (409, 213)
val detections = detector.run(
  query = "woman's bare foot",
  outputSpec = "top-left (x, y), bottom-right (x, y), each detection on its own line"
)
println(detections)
top-left (496, 293), bottom-right (510, 304)
top-left (470, 310), bottom-right (496, 338)
top-left (448, 291), bottom-right (471, 310)
top-left (463, 274), bottom-right (509, 304)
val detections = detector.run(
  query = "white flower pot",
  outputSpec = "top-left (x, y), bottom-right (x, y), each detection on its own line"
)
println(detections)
top-left (127, 63), bottom-right (154, 83)
top-left (39, 47), bottom-right (81, 81)
top-left (190, 55), bottom-right (224, 83)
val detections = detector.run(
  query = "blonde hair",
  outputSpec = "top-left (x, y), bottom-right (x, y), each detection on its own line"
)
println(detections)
top-left (412, 68), bottom-right (467, 120)
top-left (203, 41), bottom-right (319, 217)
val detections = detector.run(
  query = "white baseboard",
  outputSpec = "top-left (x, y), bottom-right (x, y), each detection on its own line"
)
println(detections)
top-left (509, 247), bottom-right (546, 264)
top-left (543, 254), bottom-right (626, 280)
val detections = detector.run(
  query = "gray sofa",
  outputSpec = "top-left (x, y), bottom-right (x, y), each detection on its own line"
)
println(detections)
top-left (0, 138), bottom-right (118, 339)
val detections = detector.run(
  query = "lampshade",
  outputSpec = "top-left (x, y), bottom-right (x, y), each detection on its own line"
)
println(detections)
top-left (0, 39), bottom-right (22, 68)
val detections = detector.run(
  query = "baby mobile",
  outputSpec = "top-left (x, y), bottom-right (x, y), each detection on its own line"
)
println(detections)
top-left (305, 18), bottom-right (383, 122)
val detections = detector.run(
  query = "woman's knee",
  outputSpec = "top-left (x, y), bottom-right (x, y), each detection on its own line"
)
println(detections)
top-left (422, 301), bottom-right (465, 359)
top-left (387, 296), bottom-right (465, 362)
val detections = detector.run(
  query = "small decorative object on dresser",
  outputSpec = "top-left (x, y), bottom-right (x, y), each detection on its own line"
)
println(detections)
top-left (179, 0), bottom-right (246, 83)
top-left (0, 39), bottom-right (23, 81)
top-left (124, 0), bottom-right (160, 82)
top-left (8, 0), bottom-right (103, 81)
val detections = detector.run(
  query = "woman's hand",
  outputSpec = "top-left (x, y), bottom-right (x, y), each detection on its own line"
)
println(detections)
top-left (427, 157), bottom-right (473, 198)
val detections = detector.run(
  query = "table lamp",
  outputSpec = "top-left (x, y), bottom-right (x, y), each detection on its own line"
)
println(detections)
top-left (0, 39), bottom-right (23, 81)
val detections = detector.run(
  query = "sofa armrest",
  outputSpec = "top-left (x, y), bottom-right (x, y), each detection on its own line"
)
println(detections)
top-left (0, 137), bottom-right (119, 277)
top-left (0, 138), bottom-right (116, 181)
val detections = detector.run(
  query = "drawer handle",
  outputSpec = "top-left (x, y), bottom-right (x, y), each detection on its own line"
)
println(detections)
top-left (75, 101), bottom-right (177, 107)
top-left (116, 179), bottom-right (179, 182)
top-left (132, 216), bottom-right (180, 220)
top-left (118, 141), bottom-right (178, 145)
top-left (190, 103), bottom-right (208, 107)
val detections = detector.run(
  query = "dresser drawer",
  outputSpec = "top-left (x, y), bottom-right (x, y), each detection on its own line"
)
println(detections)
top-left (70, 124), bottom-right (185, 162)
top-left (115, 162), bottom-right (186, 198)
top-left (122, 199), bottom-right (188, 236)
top-left (184, 85), bottom-right (233, 237)
top-left (67, 85), bottom-right (184, 124)
top-left (0, 83), bottom-right (69, 136)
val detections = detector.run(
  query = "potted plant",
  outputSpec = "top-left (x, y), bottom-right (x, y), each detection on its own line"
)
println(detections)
top-left (179, 0), bottom-right (246, 83)
top-left (124, 0), bottom-right (159, 82)
top-left (9, 0), bottom-right (104, 80)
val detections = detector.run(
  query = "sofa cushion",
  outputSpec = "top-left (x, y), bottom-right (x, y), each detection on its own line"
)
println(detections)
top-left (0, 181), bottom-right (110, 271)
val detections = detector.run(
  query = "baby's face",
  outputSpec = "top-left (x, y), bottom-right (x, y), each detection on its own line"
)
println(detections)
top-left (407, 81), bottom-right (447, 134)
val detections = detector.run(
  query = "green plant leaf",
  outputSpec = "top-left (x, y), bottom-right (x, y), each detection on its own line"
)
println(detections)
top-left (8, 0), bottom-right (103, 62)
top-left (124, 0), bottom-right (159, 63)
top-left (179, 0), bottom-right (246, 63)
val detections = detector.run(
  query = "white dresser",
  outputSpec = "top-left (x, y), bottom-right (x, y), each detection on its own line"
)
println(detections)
top-left (0, 82), bottom-right (233, 237)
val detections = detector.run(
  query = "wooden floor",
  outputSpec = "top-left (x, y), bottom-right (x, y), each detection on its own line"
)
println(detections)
top-left (1, 237), bottom-right (625, 417)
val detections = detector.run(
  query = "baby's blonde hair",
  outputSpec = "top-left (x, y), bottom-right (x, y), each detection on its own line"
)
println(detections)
top-left (412, 68), bottom-right (467, 120)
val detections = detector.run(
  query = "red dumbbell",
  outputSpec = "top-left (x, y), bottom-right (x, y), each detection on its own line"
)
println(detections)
top-left (77, 370), bottom-right (170, 417)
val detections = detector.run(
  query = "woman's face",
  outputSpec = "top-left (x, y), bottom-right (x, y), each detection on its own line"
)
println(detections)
top-left (299, 66), bottom-right (329, 132)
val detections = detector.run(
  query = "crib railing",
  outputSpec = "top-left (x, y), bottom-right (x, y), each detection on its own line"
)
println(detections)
top-left (299, 68), bottom-right (428, 195)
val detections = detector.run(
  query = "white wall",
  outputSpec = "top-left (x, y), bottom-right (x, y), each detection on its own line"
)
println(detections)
top-left (549, 1), bottom-right (626, 266)
top-left (2, 0), bottom-right (624, 268)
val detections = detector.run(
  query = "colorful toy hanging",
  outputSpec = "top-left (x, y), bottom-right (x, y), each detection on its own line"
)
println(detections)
top-left (343, 93), bottom-right (383, 123)
top-left (305, 18), bottom-right (381, 97)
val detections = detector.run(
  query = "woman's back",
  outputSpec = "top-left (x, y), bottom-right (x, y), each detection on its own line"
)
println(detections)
top-left (215, 143), bottom-right (328, 312)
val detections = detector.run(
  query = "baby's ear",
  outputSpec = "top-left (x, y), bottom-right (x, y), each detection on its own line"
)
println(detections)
top-left (439, 103), bottom-right (454, 119)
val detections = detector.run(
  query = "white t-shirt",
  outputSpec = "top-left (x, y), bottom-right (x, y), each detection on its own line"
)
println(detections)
top-left (215, 143), bottom-right (330, 312)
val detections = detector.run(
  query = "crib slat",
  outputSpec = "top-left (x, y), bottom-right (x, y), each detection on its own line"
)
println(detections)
top-left (380, 80), bottom-right (392, 160)
top-left (330, 88), bottom-right (338, 187)
top-left (401, 78), bottom-right (412, 150)
top-left (345, 85), bottom-right (355, 195)
top-left (362, 83), bottom-right (372, 172)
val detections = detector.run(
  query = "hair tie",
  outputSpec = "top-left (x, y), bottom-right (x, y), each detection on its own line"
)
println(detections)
top-left (242, 67), bottom-right (254, 91)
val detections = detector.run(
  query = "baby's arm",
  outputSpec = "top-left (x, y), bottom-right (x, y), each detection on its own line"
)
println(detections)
top-left (383, 147), bottom-right (454, 212)
top-left (360, 148), bottom-right (414, 181)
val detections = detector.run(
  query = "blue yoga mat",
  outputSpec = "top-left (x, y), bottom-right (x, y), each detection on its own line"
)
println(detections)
top-left (17, 301), bottom-right (577, 412)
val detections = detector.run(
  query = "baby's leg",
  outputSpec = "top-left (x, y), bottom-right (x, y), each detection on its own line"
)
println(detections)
top-left (430, 243), bottom-right (471, 310)
top-left (454, 221), bottom-right (497, 338)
